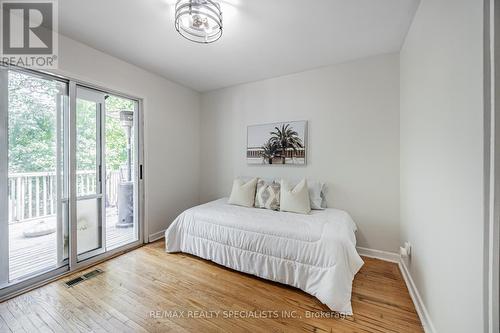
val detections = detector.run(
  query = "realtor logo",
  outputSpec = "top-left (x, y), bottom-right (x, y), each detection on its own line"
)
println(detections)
top-left (0, 0), bottom-right (58, 68)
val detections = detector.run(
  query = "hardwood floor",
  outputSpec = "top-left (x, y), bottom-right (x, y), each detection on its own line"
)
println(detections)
top-left (0, 240), bottom-right (423, 332)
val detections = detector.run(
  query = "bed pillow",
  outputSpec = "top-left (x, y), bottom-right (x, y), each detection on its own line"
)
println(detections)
top-left (254, 179), bottom-right (280, 210)
top-left (308, 180), bottom-right (326, 210)
top-left (320, 189), bottom-right (327, 208)
top-left (280, 179), bottom-right (311, 214)
top-left (287, 179), bottom-right (326, 210)
top-left (228, 178), bottom-right (258, 207)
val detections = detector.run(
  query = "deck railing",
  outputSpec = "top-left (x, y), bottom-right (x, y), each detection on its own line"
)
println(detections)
top-left (8, 170), bottom-right (121, 224)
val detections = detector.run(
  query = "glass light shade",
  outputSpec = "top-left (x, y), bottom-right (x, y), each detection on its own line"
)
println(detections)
top-left (175, 0), bottom-right (223, 44)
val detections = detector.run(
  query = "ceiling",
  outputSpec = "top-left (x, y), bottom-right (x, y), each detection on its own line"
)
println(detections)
top-left (59, 0), bottom-right (419, 92)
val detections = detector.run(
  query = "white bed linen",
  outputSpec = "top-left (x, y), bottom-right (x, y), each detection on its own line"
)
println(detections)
top-left (165, 198), bottom-right (364, 314)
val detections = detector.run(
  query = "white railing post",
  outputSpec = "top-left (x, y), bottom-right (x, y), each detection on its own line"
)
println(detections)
top-left (27, 176), bottom-right (32, 219)
top-left (8, 179), bottom-right (13, 222)
top-left (42, 175), bottom-right (47, 217)
top-left (19, 177), bottom-right (22, 220)
top-left (49, 175), bottom-right (54, 215)
top-left (35, 176), bottom-right (39, 217)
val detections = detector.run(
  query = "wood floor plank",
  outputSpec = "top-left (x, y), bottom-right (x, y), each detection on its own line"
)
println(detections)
top-left (30, 285), bottom-right (98, 333)
top-left (0, 308), bottom-right (13, 333)
top-left (4, 298), bottom-right (40, 332)
top-left (0, 301), bottom-right (26, 333)
top-left (61, 281), bottom-right (147, 333)
top-left (0, 240), bottom-right (424, 332)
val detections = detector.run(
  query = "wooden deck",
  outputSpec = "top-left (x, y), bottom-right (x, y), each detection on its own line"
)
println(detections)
top-left (8, 209), bottom-right (135, 281)
top-left (0, 240), bottom-right (423, 332)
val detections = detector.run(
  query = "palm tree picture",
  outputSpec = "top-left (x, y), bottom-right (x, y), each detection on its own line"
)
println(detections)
top-left (260, 141), bottom-right (279, 164)
top-left (247, 121), bottom-right (307, 165)
top-left (269, 124), bottom-right (304, 164)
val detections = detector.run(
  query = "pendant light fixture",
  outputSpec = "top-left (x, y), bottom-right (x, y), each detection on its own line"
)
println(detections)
top-left (175, 0), bottom-right (223, 44)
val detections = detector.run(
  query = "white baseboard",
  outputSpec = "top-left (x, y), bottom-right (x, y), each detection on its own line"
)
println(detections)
top-left (357, 246), bottom-right (435, 333)
top-left (398, 259), bottom-right (436, 333)
top-left (356, 246), bottom-right (400, 263)
top-left (148, 229), bottom-right (166, 242)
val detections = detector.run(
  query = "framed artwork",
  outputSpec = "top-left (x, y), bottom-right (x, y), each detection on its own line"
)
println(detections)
top-left (247, 121), bottom-right (307, 165)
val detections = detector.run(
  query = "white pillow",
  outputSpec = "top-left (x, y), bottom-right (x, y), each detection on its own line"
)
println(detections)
top-left (288, 179), bottom-right (326, 210)
top-left (320, 189), bottom-right (327, 208)
top-left (280, 179), bottom-right (311, 214)
top-left (228, 178), bottom-right (258, 207)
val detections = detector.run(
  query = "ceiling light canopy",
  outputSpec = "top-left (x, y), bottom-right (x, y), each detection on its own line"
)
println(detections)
top-left (175, 0), bottom-right (223, 44)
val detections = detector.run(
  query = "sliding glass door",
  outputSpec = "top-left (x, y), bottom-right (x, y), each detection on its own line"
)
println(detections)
top-left (0, 66), bottom-right (69, 287)
top-left (0, 68), bottom-right (143, 299)
top-left (103, 94), bottom-right (139, 249)
top-left (75, 87), bottom-right (106, 260)
top-left (74, 87), bottom-right (140, 261)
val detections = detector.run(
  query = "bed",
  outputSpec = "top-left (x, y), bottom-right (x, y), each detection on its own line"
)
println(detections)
top-left (164, 198), bottom-right (364, 314)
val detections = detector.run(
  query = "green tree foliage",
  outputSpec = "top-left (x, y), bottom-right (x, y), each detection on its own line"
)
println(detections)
top-left (8, 71), bottom-right (59, 173)
top-left (7, 71), bottom-right (134, 174)
top-left (76, 99), bottom-right (97, 171)
top-left (105, 96), bottom-right (134, 171)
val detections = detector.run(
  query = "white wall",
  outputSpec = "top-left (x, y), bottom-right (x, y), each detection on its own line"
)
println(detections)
top-left (56, 35), bottom-right (201, 239)
top-left (200, 53), bottom-right (400, 252)
top-left (400, 0), bottom-right (484, 332)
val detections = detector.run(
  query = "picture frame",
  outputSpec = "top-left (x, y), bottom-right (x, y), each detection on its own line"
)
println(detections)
top-left (246, 121), bottom-right (307, 165)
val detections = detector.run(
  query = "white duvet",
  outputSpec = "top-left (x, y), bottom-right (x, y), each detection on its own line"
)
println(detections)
top-left (165, 198), bottom-right (364, 314)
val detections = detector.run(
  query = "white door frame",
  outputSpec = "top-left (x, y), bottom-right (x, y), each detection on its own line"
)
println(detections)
top-left (71, 85), bottom-right (107, 263)
top-left (0, 66), bottom-right (9, 287)
top-left (68, 82), bottom-right (144, 271)
top-left (0, 66), bottom-right (71, 298)
top-left (485, 1), bottom-right (500, 332)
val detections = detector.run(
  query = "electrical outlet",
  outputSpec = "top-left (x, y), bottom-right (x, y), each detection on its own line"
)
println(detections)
top-left (404, 242), bottom-right (411, 257)
top-left (400, 242), bottom-right (412, 257)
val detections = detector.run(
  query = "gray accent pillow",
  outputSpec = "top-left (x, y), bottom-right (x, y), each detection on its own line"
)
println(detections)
top-left (254, 179), bottom-right (280, 211)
